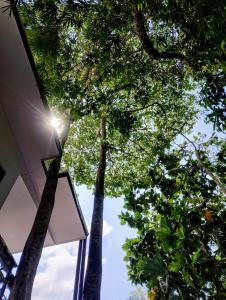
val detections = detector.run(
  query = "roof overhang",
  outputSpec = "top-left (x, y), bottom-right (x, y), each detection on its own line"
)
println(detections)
top-left (0, 173), bottom-right (88, 253)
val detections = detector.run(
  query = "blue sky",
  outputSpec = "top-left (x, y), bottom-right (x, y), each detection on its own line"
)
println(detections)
top-left (14, 185), bottom-right (137, 300)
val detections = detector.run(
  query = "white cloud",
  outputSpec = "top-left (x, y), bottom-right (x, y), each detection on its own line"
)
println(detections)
top-left (86, 219), bottom-right (113, 237)
top-left (103, 219), bottom-right (113, 237)
top-left (32, 242), bottom-right (79, 300)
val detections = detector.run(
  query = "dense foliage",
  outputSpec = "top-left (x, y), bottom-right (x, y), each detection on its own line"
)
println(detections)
top-left (121, 135), bottom-right (226, 299)
top-left (17, 0), bottom-right (226, 129)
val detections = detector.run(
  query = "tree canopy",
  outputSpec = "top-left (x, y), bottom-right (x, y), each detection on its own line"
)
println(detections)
top-left (16, 0), bottom-right (226, 129)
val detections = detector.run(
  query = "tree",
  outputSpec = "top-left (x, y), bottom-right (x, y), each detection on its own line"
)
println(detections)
top-left (9, 116), bottom-right (70, 300)
top-left (121, 134), bottom-right (226, 298)
top-left (63, 90), bottom-right (196, 299)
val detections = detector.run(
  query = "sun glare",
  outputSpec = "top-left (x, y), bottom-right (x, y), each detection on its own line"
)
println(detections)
top-left (50, 116), bottom-right (62, 134)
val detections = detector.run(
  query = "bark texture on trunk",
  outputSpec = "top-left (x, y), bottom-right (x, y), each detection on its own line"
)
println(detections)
top-left (9, 119), bottom-right (70, 300)
top-left (83, 116), bottom-right (107, 300)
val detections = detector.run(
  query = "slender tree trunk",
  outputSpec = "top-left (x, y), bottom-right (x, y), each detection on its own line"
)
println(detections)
top-left (9, 118), bottom-right (70, 300)
top-left (83, 116), bottom-right (107, 300)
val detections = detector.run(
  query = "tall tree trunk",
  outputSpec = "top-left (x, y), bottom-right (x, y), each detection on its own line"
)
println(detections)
top-left (9, 118), bottom-right (70, 300)
top-left (83, 116), bottom-right (107, 300)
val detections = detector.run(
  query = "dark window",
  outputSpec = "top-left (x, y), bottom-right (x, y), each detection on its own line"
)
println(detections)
top-left (0, 165), bottom-right (5, 182)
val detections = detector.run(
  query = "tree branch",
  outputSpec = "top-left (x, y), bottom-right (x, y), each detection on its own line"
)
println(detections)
top-left (128, 101), bottom-right (166, 116)
top-left (181, 133), bottom-right (226, 195)
top-left (108, 144), bottom-right (140, 160)
top-left (131, 1), bottom-right (187, 63)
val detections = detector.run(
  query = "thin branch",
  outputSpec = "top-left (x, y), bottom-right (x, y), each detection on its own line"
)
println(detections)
top-left (128, 101), bottom-right (166, 117)
top-left (108, 144), bottom-right (140, 160)
top-left (181, 133), bottom-right (226, 195)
